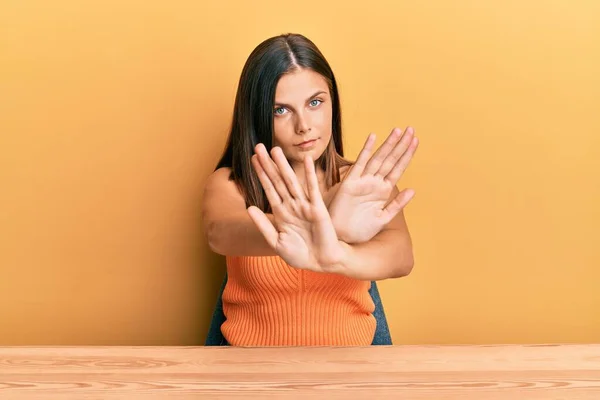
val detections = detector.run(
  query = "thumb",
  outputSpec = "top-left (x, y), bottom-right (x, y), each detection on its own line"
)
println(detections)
top-left (381, 188), bottom-right (414, 224)
top-left (247, 206), bottom-right (279, 249)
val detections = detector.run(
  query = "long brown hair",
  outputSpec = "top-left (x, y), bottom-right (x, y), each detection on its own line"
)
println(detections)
top-left (215, 33), bottom-right (351, 212)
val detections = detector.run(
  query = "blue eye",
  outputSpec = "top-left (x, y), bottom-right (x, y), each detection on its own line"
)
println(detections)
top-left (274, 107), bottom-right (287, 115)
top-left (310, 99), bottom-right (322, 107)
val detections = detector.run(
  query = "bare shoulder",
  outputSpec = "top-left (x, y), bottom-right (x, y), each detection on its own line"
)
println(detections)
top-left (203, 167), bottom-right (245, 209)
top-left (204, 167), bottom-right (238, 193)
top-left (339, 164), bottom-right (351, 179)
top-left (205, 167), bottom-right (232, 184)
top-left (338, 158), bottom-right (354, 180)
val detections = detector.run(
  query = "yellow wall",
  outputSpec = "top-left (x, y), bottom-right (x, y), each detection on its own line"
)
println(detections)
top-left (1, 0), bottom-right (598, 345)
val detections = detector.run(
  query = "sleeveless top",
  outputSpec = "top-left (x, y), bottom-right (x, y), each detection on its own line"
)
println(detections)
top-left (221, 255), bottom-right (376, 346)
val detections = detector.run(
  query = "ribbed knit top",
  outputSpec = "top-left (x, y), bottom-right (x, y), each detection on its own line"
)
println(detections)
top-left (221, 255), bottom-right (376, 346)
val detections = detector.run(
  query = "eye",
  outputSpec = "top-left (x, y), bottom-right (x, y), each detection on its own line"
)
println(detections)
top-left (310, 99), bottom-right (322, 107)
top-left (274, 107), bottom-right (288, 115)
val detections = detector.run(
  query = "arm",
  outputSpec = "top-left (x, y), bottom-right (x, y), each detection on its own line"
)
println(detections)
top-left (204, 126), bottom-right (418, 261)
top-left (238, 144), bottom-right (415, 278)
top-left (201, 167), bottom-right (277, 256)
top-left (327, 127), bottom-right (418, 244)
top-left (201, 166), bottom-right (351, 257)
top-left (330, 187), bottom-right (415, 281)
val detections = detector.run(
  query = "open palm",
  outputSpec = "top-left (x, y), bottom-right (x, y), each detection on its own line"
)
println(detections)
top-left (328, 127), bottom-right (419, 244)
top-left (247, 144), bottom-right (344, 272)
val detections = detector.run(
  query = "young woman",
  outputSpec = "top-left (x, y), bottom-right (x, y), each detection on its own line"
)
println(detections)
top-left (202, 33), bottom-right (419, 346)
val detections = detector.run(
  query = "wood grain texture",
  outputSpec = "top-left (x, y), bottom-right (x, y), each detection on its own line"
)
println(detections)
top-left (0, 344), bottom-right (599, 399)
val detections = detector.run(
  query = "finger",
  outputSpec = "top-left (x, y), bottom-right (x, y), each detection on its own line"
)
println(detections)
top-left (376, 126), bottom-right (415, 178)
top-left (255, 144), bottom-right (292, 203)
top-left (304, 154), bottom-right (323, 206)
top-left (385, 136), bottom-right (419, 184)
top-left (251, 154), bottom-right (282, 206)
top-left (362, 127), bottom-right (403, 176)
top-left (247, 206), bottom-right (278, 249)
top-left (345, 133), bottom-right (376, 179)
top-left (271, 147), bottom-right (307, 201)
top-left (381, 188), bottom-right (415, 225)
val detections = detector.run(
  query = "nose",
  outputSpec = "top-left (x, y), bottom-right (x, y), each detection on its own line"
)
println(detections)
top-left (294, 111), bottom-right (311, 135)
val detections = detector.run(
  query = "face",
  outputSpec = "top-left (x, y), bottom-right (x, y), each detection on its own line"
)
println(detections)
top-left (272, 68), bottom-right (333, 168)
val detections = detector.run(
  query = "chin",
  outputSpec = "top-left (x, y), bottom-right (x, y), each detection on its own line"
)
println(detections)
top-left (299, 148), bottom-right (326, 161)
top-left (281, 145), bottom-right (326, 166)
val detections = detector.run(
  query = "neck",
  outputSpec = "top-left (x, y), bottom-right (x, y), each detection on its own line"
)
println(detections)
top-left (291, 160), bottom-right (326, 191)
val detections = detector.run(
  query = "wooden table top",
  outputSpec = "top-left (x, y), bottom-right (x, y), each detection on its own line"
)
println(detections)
top-left (1, 344), bottom-right (599, 399)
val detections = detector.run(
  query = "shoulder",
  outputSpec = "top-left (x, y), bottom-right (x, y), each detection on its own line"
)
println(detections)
top-left (339, 164), bottom-right (351, 178)
top-left (337, 157), bottom-right (354, 180)
top-left (203, 167), bottom-right (241, 197)
top-left (202, 167), bottom-right (247, 212)
top-left (205, 167), bottom-right (233, 187)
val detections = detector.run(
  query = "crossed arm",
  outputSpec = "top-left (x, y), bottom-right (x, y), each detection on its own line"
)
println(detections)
top-left (202, 127), bottom-right (419, 281)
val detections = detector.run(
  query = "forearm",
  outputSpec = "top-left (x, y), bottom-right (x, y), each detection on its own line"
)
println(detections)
top-left (329, 230), bottom-right (414, 281)
top-left (205, 212), bottom-right (277, 257)
top-left (206, 207), bottom-right (349, 258)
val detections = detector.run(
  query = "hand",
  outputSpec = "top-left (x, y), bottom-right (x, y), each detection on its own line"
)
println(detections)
top-left (328, 126), bottom-right (419, 244)
top-left (247, 144), bottom-right (345, 272)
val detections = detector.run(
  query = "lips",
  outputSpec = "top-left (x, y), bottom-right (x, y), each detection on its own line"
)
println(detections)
top-left (296, 139), bottom-right (317, 147)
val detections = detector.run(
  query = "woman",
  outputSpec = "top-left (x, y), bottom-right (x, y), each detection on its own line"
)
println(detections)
top-left (202, 33), bottom-right (418, 346)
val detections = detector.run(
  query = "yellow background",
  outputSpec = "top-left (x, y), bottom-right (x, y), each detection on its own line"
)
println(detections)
top-left (1, 0), bottom-right (599, 345)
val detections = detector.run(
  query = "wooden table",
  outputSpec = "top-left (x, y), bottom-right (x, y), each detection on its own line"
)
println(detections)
top-left (1, 344), bottom-right (599, 399)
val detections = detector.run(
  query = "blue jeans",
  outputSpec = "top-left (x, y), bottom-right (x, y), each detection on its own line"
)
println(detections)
top-left (204, 274), bottom-right (393, 346)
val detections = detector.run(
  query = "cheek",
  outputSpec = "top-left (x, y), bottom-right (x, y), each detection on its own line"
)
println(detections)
top-left (272, 119), bottom-right (287, 145)
top-left (316, 103), bottom-right (332, 127)
top-left (272, 121), bottom-right (299, 150)
top-left (315, 109), bottom-right (333, 139)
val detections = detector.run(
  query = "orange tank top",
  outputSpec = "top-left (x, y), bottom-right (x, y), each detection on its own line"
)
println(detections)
top-left (221, 255), bottom-right (376, 346)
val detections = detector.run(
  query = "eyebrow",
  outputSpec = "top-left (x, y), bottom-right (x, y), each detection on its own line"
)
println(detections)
top-left (274, 90), bottom-right (328, 109)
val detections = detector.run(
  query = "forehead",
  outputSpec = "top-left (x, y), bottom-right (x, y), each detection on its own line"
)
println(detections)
top-left (275, 68), bottom-right (330, 101)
